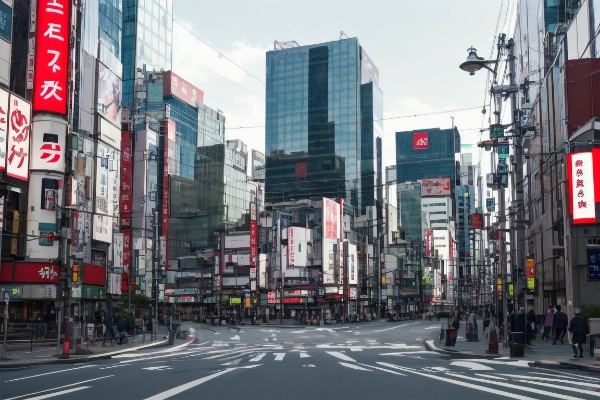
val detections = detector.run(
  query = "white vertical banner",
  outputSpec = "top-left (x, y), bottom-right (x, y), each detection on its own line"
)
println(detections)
top-left (113, 232), bottom-right (124, 271)
top-left (6, 94), bottom-right (31, 181)
top-left (0, 88), bottom-right (8, 169)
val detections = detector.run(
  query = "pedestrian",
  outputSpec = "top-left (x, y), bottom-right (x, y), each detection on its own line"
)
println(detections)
top-left (102, 313), bottom-right (115, 347)
top-left (527, 306), bottom-right (537, 341)
top-left (114, 312), bottom-right (127, 345)
top-left (467, 311), bottom-right (478, 341)
top-left (552, 304), bottom-right (568, 345)
top-left (541, 306), bottom-right (554, 341)
top-left (569, 308), bottom-right (588, 358)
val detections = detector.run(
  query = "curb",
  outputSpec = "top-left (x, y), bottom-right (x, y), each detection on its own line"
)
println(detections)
top-left (0, 336), bottom-right (175, 368)
top-left (424, 340), bottom-right (503, 360)
top-left (530, 360), bottom-right (600, 373)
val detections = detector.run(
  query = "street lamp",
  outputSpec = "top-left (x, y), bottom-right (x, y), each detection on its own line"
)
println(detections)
top-left (459, 47), bottom-right (498, 75)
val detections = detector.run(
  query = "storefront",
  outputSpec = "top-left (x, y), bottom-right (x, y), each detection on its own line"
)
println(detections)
top-left (74, 263), bottom-right (107, 321)
top-left (0, 262), bottom-right (59, 338)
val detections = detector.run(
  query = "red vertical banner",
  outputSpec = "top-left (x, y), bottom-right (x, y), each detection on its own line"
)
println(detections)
top-left (120, 131), bottom-right (132, 226)
top-left (33, 0), bottom-right (70, 115)
top-left (425, 230), bottom-right (433, 258)
top-left (250, 221), bottom-right (258, 267)
top-left (122, 228), bottom-right (131, 292)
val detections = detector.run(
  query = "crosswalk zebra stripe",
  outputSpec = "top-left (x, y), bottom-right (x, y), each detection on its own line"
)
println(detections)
top-left (492, 374), bottom-right (600, 389)
top-left (443, 372), bottom-right (583, 400)
top-left (375, 363), bottom-right (537, 400)
top-left (524, 379), bottom-right (600, 397)
top-left (249, 353), bottom-right (267, 362)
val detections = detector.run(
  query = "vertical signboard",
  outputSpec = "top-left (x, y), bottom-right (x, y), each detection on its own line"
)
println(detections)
top-left (32, 0), bottom-right (70, 115)
top-left (322, 198), bottom-right (340, 281)
top-left (0, 88), bottom-right (8, 169)
top-left (7, 95), bottom-right (31, 180)
top-left (425, 230), bottom-right (433, 258)
top-left (567, 151), bottom-right (597, 224)
top-left (525, 258), bottom-right (535, 289)
top-left (250, 221), bottom-right (258, 267)
top-left (348, 242), bottom-right (357, 285)
top-left (29, 117), bottom-right (66, 172)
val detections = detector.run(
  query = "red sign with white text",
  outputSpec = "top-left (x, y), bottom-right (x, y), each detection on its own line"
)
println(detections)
top-left (567, 151), bottom-right (597, 224)
top-left (7, 95), bottom-right (31, 180)
top-left (250, 221), bottom-right (258, 267)
top-left (163, 71), bottom-right (204, 108)
top-left (33, 0), bottom-right (70, 115)
top-left (0, 262), bottom-right (60, 283)
top-left (413, 132), bottom-right (429, 150)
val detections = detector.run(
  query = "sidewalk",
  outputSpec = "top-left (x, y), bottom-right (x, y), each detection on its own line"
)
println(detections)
top-left (0, 331), bottom-right (195, 368)
top-left (424, 317), bottom-right (600, 373)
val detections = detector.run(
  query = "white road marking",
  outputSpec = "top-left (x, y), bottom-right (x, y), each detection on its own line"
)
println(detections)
top-left (273, 353), bottom-right (286, 361)
top-left (249, 353), bottom-right (267, 362)
top-left (302, 364), bottom-right (316, 368)
top-left (450, 361), bottom-right (495, 371)
top-left (3, 376), bottom-right (113, 400)
top-left (326, 351), bottom-right (356, 362)
top-left (340, 362), bottom-right (371, 371)
top-left (5, 365), bottom-right (98, 382)
top-left (528, 371), bottom-right (600, 382)
top-left (144, 366), bottom-right (260, 400)
top-left (299, 351), bottom-right (311, 358)
top-left (99, 365), bottom-right (127, 370)
top-left (376, 363), bottom-right (537, 400)
top-left (23, 386), bottom-right (91, 400)
top-left (524, 379), bottom-right (600, 397)
top-left (221, 358), bottom-right (243, 366)
top-left (143, 366), bottom-right (172, 371)
top-left (349, 347), bottom-right (363, 352)
top-left (380, 351), bottom-right (433, 356)
top-left (229, 335), bottom-right (240, 340)
top-left (356, 362), bottom-right (407, 376)
top-left (444, 372), bottom-right (586, 400)
top-left (493, 374), bottom-right (600, 388)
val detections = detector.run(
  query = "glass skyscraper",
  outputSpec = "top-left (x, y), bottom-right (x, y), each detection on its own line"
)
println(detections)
top-left (265, 38), bottom-right (382, 215)
top-left (122, 0), bottom-right (173, 108)
top-left (395, 128), bottom-right (456, 184)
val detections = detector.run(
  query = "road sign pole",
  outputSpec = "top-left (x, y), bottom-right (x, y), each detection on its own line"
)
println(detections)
top-left (2, 292), bottom-right (8, 359)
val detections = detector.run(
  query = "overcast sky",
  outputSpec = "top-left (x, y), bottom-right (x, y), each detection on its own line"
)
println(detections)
top-left (172, 1), bottom-right (514, 170)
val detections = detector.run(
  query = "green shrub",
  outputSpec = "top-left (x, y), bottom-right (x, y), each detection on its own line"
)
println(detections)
top-left (580, 304), bottom-right (600, 319)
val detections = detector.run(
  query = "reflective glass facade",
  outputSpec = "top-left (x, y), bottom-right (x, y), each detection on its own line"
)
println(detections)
top-left (122, 0), bottom-right (173, 108)
top-left (265, 38), bottom-right (381, 214)
top-left (395, 128), bottom-right (456, 184)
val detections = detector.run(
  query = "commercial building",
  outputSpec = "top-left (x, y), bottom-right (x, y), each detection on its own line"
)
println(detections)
top-left (264, 38), bottom-right (382, 215)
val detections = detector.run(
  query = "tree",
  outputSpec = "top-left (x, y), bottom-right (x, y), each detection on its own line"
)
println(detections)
top-left (114, 294), bottom-right (153, 330)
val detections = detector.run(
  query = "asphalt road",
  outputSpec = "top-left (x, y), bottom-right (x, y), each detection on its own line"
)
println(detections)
top-left (2, 319), bottom-right (600, 400)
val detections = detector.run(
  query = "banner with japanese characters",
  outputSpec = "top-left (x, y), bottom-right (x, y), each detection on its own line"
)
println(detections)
top-left (0, 88), bottom-right (8, 169)
top-left (7, 94), bottom-right (31, 180)
top-left (30, 116), bottom-right (67, 172)
top-left (33, 0), bottom-right (70, 115)
top-left (567, 151), bottom-right (597, 224)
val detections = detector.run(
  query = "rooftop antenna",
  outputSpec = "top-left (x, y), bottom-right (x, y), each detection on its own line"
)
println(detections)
top-left (340, 31), bottom-right (348, 39)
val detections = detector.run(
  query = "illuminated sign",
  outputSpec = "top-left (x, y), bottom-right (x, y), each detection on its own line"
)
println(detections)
top-left (7, 95), bottom-right (31, 180)
top-left (0, 88), bottom-right (8, 169)
top-left (32, 0), bottom-right (70, 115)
top-left (567, 151), bottom-right (596, 224)
top-left (421, 178), bottom-right (451, 196)
top-left (413, 132), bottom-right (429, 150)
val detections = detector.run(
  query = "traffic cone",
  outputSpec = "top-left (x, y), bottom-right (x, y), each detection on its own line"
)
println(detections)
top-left (58, 339), bottom-right (70, 359)
top-left (487, 328), bottom-right (499, 354)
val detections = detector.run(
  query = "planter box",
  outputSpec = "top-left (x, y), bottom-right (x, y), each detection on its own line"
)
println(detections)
top-left (588, 318), bottom-right (600, 335)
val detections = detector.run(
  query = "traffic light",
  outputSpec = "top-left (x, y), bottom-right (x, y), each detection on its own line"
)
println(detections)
top-left (72, 263), bottom-right (80, 282)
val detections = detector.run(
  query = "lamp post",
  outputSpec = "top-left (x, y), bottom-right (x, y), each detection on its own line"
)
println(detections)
top-left (460, 34), bottom-right (522, 349)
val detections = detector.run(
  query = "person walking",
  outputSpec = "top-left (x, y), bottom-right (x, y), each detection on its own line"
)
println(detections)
top-left (527, 306), bottom-right (536, 343)
top-left (102, 313), bottom-right (115, 347)
top-left (569, 308), bottom-right (588, 358)
top-left (552, 305), bottom-right (568, 345)
top-left (541, 306), bottom-right (554, 341)
top-left (114, 312), bottom-right (127, 345)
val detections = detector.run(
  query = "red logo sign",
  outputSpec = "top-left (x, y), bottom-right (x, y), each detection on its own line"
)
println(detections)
top-left (40, 143), bottom-right (61, 163)
top-left (33, 0), bottom-right (70, 115)
top-left (413, 132), bottom-right (429, 150)
top-left (164, 71), bottom-right (204, 109)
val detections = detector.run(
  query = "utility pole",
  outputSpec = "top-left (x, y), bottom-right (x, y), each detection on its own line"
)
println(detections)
top-left (152, 208), bottom-right (159, 341)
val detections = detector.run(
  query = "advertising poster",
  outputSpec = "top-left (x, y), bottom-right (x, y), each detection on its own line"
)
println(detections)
top-left (567, 151), bottom-right (597, 224)
top-left (97, 65), bottom-right (122, 127)
top-left (322, 198), bottom-right (340, 282)
top-left (421, 178), bottom-right (451, 196)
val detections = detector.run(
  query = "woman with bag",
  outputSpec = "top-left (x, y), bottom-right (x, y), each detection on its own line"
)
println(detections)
top-left (541, 306), bottom-right (553, 341)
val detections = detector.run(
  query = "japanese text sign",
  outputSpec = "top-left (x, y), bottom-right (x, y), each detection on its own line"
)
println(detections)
top-left (6, 95), bottom-right (31, 180)
top-left (413, 132), bottom-right (429, 150)
top-left (567, 151), bottom-right (596, 224)
top-left (0, 88), bottom-right (8, 169)
top-left (33, 0), bottom-right (70, 115)
top-left (250, 221), bottom-right (258, 266)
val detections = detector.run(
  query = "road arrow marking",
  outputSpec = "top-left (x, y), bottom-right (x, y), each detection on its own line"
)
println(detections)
top-left (143, 366), bottom-right (172, 371)
top-left (340, 362), bottom-right (371, 371)
top-left (450, 361), bottom-right (494, 371)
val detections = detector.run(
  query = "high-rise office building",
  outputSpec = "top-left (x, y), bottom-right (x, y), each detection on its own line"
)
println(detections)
top-left (122, 0), bottom-right (173, 108)
top-left (265, 38), bottom-right (382, 215)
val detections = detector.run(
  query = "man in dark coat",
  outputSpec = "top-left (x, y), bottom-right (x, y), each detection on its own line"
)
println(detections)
top-left (552, 304), bottom-right (569, 345)
top-left (114, 312), bottom-right (127, 345)
top-left (569, 308), bottom-right (588, 358)
top-left (102, 313), bottom-right (115, 347)
top-left (527, 306), bottom-right (537, 343)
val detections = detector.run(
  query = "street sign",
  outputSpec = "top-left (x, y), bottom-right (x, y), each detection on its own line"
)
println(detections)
top-left (486, 198), bottom-right (495, 212)
top-left (497, 142), bottom-right (509, 159)
top-left (490, 124), bottom-right (504, 139)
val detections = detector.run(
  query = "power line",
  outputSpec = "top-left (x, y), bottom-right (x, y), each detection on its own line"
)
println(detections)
top-left (204, 67), bottom-right (264, 100)
top-left (174, 19), bottom-right (265, 85)
top-left (226, 105), bottom-right (483, 130)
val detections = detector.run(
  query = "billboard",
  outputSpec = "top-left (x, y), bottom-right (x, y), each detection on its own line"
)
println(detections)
top-left (588, 247), bottom-right (600, 281)
top-left (93, 143), bottom-right (119, 242)
top-left (347, 242), bottom-right (358, 285)
top-left (287, 227), bottom-right (308, 267)
top-left (360, 48), bottom-right (379, 85)
top-left (567, 151), bottom-right (597, 224)
top-left (163, 71), bottom-right (204, 108)
top-left (413, 132), bottom-right (428, 150)
top-left (421, 178), bottom-right (451, 197)
top-left (0, 88), bottom-right (7, 169)
top-left (387, 204), bottom-right (398, 246)
top-left (470, 213), bottom-right (483, 230)
top-left (96, 64), bottom-right (122, 127)
top-left (26, 172), bottom-right (63, 259)
top-left (7, 94), bottom-right (31, 180)
top-left (322, 198), bottom-right (340, 281)
top-left (32, 0), bottom-right (70, 115)
top-left (29, 115), bottom-right (67, 172)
